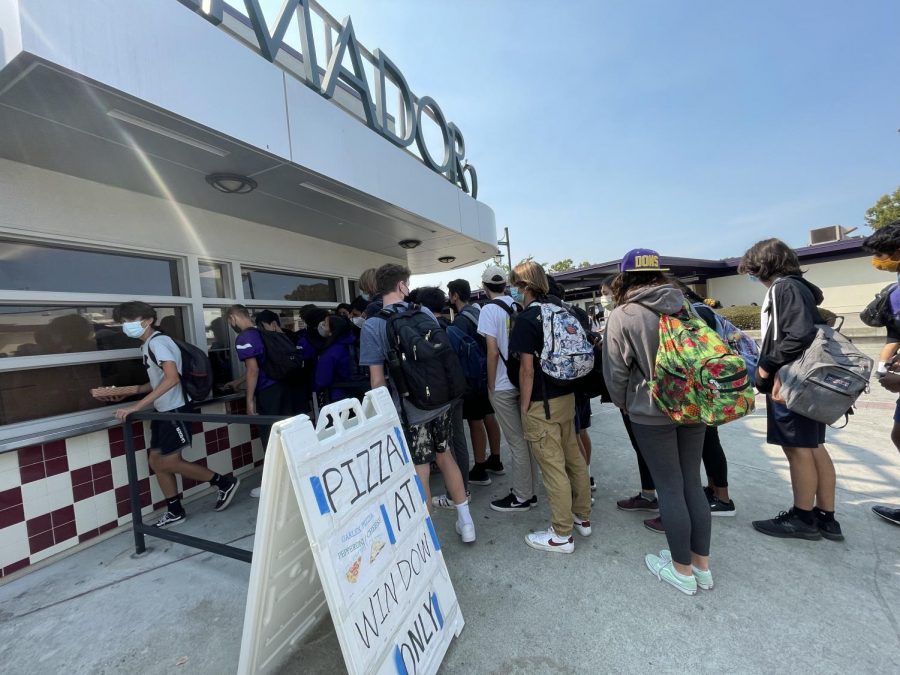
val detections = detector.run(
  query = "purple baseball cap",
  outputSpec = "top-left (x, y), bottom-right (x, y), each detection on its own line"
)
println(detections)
top-left (620, 248), bottom-right (670, 273)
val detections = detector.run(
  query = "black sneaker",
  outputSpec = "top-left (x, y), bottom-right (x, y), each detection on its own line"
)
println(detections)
top-left (468, 463), bottom-right (492, 486)
top-left (152, 510), bottom-right (186, 528)
top-left (814, 507), bottom-right (844, 541)
top-left (872, 504), bottom-right (900, 526)
top-left (214, 476), bottom-right (241, 512)
top-left (490, 490), bottom-right (534, 513)
top-left (484, 454), bottom-right (505, 475)
top-left (590, 476), bottom-right (596, 492)
top-left (752, 509), bottom-right (821, 540)
top-left (530, 495), bottom-right (538, 505)
top-left (710, 497), bottom-right (736, 517)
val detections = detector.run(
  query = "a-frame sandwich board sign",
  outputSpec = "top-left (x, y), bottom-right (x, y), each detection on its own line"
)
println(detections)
top-left (238, 388), bottom-right (465, 674)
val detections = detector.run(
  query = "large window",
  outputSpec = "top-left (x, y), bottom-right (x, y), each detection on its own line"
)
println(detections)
top-left (0, 306), bottom-right (184, 358)
top-left (242, 268), bottom-right (339, 303)
top-left (0, 361), bottom-right (148, 426)
top-left (203, 307), bottom-right (234, 393)
top-left (199, 261), bottom-right (229, 299)
top-left (0, 242), bottom-right (181, 295)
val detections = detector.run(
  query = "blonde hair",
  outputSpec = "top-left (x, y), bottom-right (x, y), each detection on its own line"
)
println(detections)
top-left (358, 268), bottom-right (378, 296)
top-left (509, 260), bottom-right (549, 296)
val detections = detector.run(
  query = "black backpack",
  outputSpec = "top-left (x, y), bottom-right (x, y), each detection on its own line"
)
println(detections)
top-left (256, 328), bottom-right (303, 381)
top-left (860, 283), bottom-right (899, 328)
top-left (490, 299), bottom-right (522, 388)
top-left (379, 305), bottom-right (466, 411)
top-left (147, 333), bottom-right (213, 402)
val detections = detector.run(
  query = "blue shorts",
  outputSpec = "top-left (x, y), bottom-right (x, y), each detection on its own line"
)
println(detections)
top-left (894, 398), bottom-right (900, 423)
top-left (574, 395), bottom-right (592, 433)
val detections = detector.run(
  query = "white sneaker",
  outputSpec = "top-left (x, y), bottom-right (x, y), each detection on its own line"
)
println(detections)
top-left (250, 487), bottom-right (261, 499)
top-left (431, 490), bottom-right (470, 510)
top-left (525, 526), bottom-right (574, 554)
top-left (455, 520), bottom-right (476, 543)
top-left (572, 515), bottom-right (592, 537)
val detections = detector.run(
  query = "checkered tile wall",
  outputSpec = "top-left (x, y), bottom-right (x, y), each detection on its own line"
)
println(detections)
top-left (0, 401), bottom-right (264, 578)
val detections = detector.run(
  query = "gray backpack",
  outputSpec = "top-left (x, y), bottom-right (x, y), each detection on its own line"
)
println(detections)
top-left (778, 326), bottom-right (872, 425)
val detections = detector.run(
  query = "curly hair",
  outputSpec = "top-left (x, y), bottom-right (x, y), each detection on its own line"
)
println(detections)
top-left (863, 220), bottom-right (900, 255)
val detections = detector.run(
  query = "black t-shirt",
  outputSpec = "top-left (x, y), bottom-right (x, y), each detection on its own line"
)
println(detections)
top-left (508, 302), bottom-right (568, 404)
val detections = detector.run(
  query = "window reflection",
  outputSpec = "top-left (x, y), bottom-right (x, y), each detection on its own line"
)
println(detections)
top-left (0, 306), bottom-right (185, 358)
top-left (0, 242), bottom-right (180, 295)
top-left (0, 360), bottom-right (148, 425)
top-left (241, 268), bottom-right (338, 302)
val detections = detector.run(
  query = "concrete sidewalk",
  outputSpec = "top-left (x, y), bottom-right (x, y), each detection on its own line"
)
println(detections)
top-left (1, 401), bottom-right (899, 674)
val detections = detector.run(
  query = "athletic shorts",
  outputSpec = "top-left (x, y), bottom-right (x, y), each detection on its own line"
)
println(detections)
top-left (149, 406), bottom-right (192, 455)
top-left (407, 410), bottom-right (452, 465)
top-left (462, 391), bottom-right (494, 421)
top-left (766, 397), bottom-right (825, 448)
top-left (894, 398), bottom-right (900, 423)
top-left (574, 395), bottom-right (592, 433)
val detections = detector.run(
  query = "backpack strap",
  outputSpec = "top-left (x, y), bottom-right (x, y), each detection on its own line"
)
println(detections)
top-left (145, 332), bottom-right (164, 368)
top-left (490, 298), bottom-right (515, 316)
top-left (458, 305), bottom-right (479, 328)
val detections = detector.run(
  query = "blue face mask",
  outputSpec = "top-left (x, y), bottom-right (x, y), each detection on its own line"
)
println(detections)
top-left (510, 287), bottom-right (524, 304)
top-left (748, 274), bottom-right (759, 283)
top-left (122, 321), bottom-right (145, 338)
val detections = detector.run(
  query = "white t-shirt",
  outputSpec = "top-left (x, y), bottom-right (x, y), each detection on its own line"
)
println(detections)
top-left (477, 296), bottom-right (516, 392)
top-left (142, 333), bottom-right (186, 412)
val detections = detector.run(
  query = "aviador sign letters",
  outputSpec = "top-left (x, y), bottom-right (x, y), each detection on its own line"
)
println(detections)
top-left (179, 0), bottom-right (478, 198)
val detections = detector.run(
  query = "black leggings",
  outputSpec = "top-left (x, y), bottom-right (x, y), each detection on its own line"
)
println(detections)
top-left (702, 426), bottom-right (728, 487)
top-left (621, 411), bottom-right (655, 491)
top-left (631, 422), bottom-right (711, 565)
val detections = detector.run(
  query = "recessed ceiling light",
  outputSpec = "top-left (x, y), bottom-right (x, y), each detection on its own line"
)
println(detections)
top-left (399, 239), bottom-right (422, 249)
top-left (438, 256), bottom-right (456, 264)
top-left (206, 173), bottom-right (258, 194)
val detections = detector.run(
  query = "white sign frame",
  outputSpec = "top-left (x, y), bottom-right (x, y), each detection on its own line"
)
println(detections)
top-left (239, 388), bottom-right (464, 674)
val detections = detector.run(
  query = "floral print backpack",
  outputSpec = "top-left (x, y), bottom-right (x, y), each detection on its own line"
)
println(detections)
top-left (635, 301), bottom-right (755, 426)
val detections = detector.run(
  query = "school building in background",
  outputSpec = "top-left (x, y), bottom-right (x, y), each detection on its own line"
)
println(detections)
top-left (0, 0), bottom-right (496, 577)
top-left (556, 235), bottom-right (885, 331)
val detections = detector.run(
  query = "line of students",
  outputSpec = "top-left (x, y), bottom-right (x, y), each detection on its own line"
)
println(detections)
top-left (97, 232), bottom-right (899, 591)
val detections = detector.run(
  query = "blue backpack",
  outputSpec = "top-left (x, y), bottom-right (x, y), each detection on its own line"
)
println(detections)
top-left (692, 303), bottom-right (760, 385)
top-left (446, 325), bottom-right (488, 394)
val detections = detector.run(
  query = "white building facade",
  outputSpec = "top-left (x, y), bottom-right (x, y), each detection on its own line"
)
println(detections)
top-left (0, 0), bottom-right (496, 576)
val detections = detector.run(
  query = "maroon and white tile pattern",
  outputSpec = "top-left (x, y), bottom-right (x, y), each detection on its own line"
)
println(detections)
top-left (0, 401), bottom-right (264, 578)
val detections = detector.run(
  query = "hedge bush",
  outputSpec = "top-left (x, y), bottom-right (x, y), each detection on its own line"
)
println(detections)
top-left (718, 305), bottom-right (836, 330)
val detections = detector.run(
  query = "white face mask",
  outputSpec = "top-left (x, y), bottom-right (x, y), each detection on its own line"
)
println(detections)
top-left (317, 322), bottom-right (329, 338)
top-left (352, 316), bottom-right (365, 328)
top-left (599, 295), bottom-right (615, 311)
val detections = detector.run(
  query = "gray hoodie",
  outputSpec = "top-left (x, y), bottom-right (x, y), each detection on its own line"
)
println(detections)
top-left (602, 284), bottom-right (685, 426)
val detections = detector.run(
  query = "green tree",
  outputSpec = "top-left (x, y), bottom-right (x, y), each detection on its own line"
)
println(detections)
top-left (578, 260), bottom-right (592, 269)
top-left (547, 258), bottom-right (574, 273)
top-left (866, 186), bottom-right (900, 229)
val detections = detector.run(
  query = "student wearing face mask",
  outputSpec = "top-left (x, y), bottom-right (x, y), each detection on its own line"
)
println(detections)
top-left (861, 222), bottom-right (900, 526)
top-left (92, 302), bottom-right (240, 527)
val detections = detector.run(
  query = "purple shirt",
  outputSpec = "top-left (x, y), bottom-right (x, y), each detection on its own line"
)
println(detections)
top-left (235, 328), bottom-right (275, 391)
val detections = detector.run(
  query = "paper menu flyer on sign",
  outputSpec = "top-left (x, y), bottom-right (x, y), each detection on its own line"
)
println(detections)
top-left (273, 388), bottom-right (464, 675)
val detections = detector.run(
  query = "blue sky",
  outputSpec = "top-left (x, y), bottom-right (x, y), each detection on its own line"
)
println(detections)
top-left (251, 1), bottom-right (900, 288)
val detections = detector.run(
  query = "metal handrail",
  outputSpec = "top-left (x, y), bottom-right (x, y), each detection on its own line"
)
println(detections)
top-left (123, 409), bottom-right (283, 563)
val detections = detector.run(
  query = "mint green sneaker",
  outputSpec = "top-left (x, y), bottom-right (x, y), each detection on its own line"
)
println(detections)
top-left (658, 549), bottom-right (714, 590)
top-left (645, 552), bottom-right (698, 596)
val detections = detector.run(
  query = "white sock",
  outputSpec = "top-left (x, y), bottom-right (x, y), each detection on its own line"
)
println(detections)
top-left (692, 565), bottom-right (709, 575)
top-left (456, 501), bottom-right (473, 525)
top-left (642, 490), bottom-right (656, 502)
top-left (514, 495), bottom-right (528, 504)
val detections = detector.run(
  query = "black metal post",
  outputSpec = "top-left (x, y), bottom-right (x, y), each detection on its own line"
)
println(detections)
top-left (123, 420), bottom-right (146, 556)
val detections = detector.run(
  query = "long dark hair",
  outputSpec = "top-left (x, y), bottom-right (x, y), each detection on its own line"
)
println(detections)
top-left (611, 271), bottom-right (668, 306)
top-left (323, 315), bottom-right (351, 350)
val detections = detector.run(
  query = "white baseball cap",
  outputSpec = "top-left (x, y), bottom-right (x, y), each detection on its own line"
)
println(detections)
top-left (481, 265), bottom-right (508, 285)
